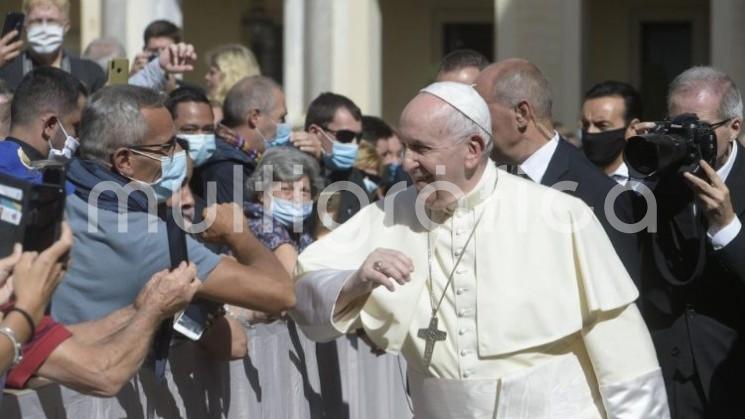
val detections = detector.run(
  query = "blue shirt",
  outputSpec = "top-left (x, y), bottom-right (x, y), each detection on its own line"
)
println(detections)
top-left (0, 137), bottom-right (75, 194)
top-left (51, 193), bottom-right (221, 324)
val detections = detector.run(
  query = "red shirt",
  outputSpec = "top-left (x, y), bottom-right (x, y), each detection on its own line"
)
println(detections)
top-left (1, 305), bottom-right (72, 389)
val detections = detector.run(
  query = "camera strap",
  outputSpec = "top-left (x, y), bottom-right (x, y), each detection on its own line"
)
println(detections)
top-left (650, 213), bottom-right (708, 286)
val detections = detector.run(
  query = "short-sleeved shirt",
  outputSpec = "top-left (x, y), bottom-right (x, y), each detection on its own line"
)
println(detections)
top-left (3, 312), bottom-right (72, 389)
top-left (245, 202), bottom-right (314, 252)
top-left (50, 193), bottom-right (222, 324)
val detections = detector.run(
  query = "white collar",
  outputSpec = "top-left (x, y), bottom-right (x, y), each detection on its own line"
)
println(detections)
top-left (717, 141), bottom-right (738, 183)
top-left (519, 131), bottom-right (560, 183)
top-left (610, 162), bottom-right (629, 186)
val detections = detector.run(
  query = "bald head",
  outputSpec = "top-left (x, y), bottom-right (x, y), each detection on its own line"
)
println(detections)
top-left (222, 75), bottom-right (283, 128)
top-left (476, 58), bottom-right (553, 121)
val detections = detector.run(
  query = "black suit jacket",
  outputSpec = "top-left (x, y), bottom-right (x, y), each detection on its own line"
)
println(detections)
top-left (0, 50), bottom-right (105, 93)
top-left (641, 142), bottom-right (745, 417)
top-left (540, 139), bottom-right (642, 286)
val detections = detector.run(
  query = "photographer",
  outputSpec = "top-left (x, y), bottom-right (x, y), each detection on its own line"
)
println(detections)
top-left (630, 67), bottom-right (745, 418)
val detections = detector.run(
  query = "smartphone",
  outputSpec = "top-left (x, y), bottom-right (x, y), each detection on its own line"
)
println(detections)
top-left (107, 58), bottom-right (129, 85)
top-left (173, 300), bottom-right (222, 341)
top-left (1, 12), bottom-right (24, 43)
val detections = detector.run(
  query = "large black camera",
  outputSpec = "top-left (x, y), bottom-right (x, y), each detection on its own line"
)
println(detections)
top-left (625, 113), bottom-right (717, 177)
top-left (0, 165), bottom-right (66, 258)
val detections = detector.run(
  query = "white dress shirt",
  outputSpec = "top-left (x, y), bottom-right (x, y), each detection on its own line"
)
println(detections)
top-left (518, 132), bottom-right (559, 183)
top-left (708, 142), bottom-right (741, 250)
top-left (610, 162), bottom-right (630, 186)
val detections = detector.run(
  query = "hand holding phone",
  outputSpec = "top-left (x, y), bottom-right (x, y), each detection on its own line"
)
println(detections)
top-left (1, 12), bottom-right (25, 68)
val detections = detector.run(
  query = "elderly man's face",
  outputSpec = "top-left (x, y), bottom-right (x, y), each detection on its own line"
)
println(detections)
top-left (256, 88), bottom-right (288, 143)
top-left (400, 95), bottom-right (475, 209)
top-left (128, 107), bottom-right (182, 183)
top-left (669, 89), bottom-right (742, 168)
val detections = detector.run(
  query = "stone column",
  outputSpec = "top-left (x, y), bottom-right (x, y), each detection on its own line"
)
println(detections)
top-left (494, 0), bottom-right (583, 128)
top-left (102, 0), bottom-right (183, 60)
top-left (284, 0), bottom-right (382, 125)
top-left (79, 0), bottom-right (102, 51)
top-left (711, 0), bottom-right (745, 92)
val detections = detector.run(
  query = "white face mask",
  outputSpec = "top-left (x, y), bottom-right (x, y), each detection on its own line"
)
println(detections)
top-left (27, 22), bottom-right (64, 55)
top-left (48, 121), bottom-right (79, 162)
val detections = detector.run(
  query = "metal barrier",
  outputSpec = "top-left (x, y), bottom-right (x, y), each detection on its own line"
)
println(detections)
top-left (0, 320), bottom-right (413, 419)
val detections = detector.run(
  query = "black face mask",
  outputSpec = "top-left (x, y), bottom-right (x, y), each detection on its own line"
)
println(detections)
top-left (581, 127), bottom-right (627, 167)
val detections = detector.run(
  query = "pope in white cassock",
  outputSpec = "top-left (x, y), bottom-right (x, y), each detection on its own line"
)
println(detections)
top-left (290, 81), bottom-right (670, 418)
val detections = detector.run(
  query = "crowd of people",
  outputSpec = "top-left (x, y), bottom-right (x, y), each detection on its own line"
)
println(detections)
top-left (0, 0), bottom-right (744, 418)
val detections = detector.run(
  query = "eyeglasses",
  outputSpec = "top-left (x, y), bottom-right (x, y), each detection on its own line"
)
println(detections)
top-left (709, 118), bottom-right (732, 129)
top-left (320, 126), bottom-right (363, 143)
top-left (128, 136), bottom-right (188, 158)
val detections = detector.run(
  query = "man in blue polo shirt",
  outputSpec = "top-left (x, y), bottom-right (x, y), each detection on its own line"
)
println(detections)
top-left (0, 67), bottom-right (84, 191)
top-left (50, 84), bottom-right (295, 324)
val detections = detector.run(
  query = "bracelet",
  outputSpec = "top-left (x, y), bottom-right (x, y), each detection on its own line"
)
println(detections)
top-left (0, 326), bottom-right (23, 366)
top-left (9, 307), bottom-right (36, 340)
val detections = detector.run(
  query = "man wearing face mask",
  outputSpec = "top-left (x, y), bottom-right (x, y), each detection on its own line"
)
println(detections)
top-left (0, 67), bottom-right (84, 188)
top-left (0, 0), bottom-right (105, 93)
top-left (306, 93), bottom-right (363, 179)
top-left (474, 59), bottom-right (641, 287)
top-left (581, 81), bottom-right (643, 186)
top-left (51, 84), bottom-right (294, 326)
top-left (205, 76), bottom-right (321, 204)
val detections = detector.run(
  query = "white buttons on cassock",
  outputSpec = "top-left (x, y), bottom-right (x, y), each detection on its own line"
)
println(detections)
top-left (458, 329), bottom-right (467, 336)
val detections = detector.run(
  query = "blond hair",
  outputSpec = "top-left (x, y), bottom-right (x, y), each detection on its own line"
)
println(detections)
top-left (355, 141), bottom-right (383, 174)
top-left (23, 0), bottom-right (70, 19)
top-left (207, 44), bottom-right (261, 104)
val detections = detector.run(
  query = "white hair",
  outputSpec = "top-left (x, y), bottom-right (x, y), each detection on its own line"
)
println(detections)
top-left (432, 102), bottom-right (493, 160)
top-left (668, 66), bottom-right (743, 120)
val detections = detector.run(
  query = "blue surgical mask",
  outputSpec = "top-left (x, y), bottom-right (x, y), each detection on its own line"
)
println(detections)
top-left (323, 142), bottom-right (358, 171)
top-left (180, 133), bottom-right (216, 167)
top-left (385, 163), bottom-right (402, 180)
top-left (264, 122), bottom-right (292, 149)
top-left (362, 177), bottom-right (378, 194)
top-left (48, 121), bottom-right (80, 162)
top-left (129, 150), bottom-right (188, 202)
top-left (270, 197), bottom-right (313, 227)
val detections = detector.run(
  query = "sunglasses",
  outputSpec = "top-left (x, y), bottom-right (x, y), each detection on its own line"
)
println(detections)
top-left (321, 126), bottom-right (362, 143)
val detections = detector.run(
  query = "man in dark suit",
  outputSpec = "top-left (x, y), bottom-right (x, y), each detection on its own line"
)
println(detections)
top-left (633, 67), bottom-right (745, 419)
top-left (474, 58), bottom-right (641, 287)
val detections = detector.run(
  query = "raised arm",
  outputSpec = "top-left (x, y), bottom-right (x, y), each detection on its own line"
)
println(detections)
top-left (198, 203), bottom-right (295, 314)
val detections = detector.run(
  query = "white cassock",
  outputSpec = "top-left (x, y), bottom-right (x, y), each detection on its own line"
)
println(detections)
top-left (291, 162), bottom-right (670, 419)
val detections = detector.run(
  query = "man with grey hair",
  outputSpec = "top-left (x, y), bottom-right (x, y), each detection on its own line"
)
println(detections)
top-left (637, 66), bottom-right (745, 419)
top-left (474, 58), bottom-right (642, 287)
top-left (51, 84), bottom-right (294, 326)
top-left (291, 81), bottom-right (668, 418)
top-left (196, 75), bottom-right (322, 204)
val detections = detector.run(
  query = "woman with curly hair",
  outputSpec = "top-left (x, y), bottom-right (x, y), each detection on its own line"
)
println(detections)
top-left (204, 44), bottom-right (261, 106)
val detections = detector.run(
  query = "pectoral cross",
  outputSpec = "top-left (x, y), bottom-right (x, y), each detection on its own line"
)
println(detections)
top-left (417, 315), bottom-right (447, 368)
